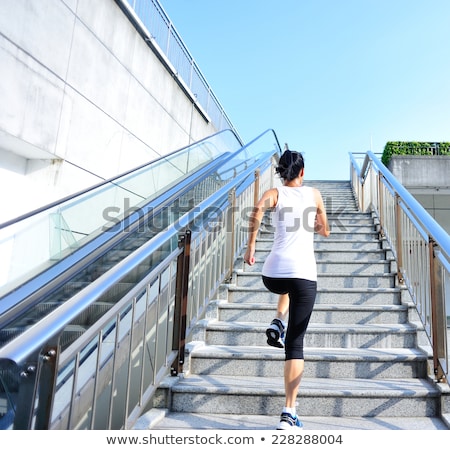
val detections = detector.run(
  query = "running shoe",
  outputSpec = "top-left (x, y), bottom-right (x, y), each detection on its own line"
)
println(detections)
top-left (266, 318), bottom-right (286, 348)
top-left (276, 412), bottom-right (304, 430)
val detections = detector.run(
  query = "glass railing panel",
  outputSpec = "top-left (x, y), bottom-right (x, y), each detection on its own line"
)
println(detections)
top-left (143, 280), bottom-right (159, 386)
top-left (126, 291), bottom-right (147, 415)
top-left (113, 137), bottom-right (233, 200)
top-left (214, 130), bottom-right (280, 184)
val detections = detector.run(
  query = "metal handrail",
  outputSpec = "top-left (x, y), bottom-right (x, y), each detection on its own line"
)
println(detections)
top-left (350, 151), bottom-right (449, 384)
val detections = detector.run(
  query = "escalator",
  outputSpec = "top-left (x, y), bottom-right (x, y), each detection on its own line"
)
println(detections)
top-left (0, 130), bottom-right (238, 350)
top-left (0, 128), bottom-right (282, 429)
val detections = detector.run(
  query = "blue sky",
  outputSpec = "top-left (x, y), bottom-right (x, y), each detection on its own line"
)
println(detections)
top-left (160, 0), bottom-right (450, 180)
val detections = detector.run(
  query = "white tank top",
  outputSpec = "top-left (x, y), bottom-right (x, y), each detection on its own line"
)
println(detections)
top-left (262, 186), bottom-right (317, 281)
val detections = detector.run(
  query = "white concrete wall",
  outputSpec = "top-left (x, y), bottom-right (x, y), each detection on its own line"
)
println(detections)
top-left (413, 192), bottom-right (450, 234)
top-left (0, 0), bottom-right (218, 222)
top-left (388, 156), bottom-right (450, 188)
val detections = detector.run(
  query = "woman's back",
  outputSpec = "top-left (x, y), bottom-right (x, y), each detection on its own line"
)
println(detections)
top-left (262, 185), bottom-right (317, 281)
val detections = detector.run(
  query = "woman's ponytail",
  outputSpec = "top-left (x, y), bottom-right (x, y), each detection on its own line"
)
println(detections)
top-left (276, 149), bottom-right (304, 181)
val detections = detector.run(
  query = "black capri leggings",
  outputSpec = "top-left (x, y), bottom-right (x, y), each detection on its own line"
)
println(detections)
top-left (262, 276), bottom-right (317, 360)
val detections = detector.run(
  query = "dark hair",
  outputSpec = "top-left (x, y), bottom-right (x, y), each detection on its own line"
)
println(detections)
top-left (275, 150), bottom-right (304, 181)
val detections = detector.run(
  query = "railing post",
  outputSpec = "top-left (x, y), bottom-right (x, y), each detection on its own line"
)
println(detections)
top-left (429, 241), bottom-right (447, 382)
top-left (227, 189), bottom-right (236, 281)
top-left (395, 194), bottom-right (404, 284)
top-left (360, 174), bottom-right (364, 213)
top-left (10, 338), bottom-right (59, 430)
top-left (12, 359), bottom-right (38, 429)
top-left (34, 342), bottom-right (59, 429)
top-left (254, 169), bottom-right (260, 207)
top-left (172, 230), bottom-right (191, 375)
top-left (377, 172), bottom-right (384, 237)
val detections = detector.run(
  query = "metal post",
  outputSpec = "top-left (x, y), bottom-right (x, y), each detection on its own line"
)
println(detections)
top-left (90, 331), bottom-right (104, 429)
top-left (10, 338), bottom-right (59, 429)
top-left (429, 241), bottom-right (447, 382)
top-left (360, 174), bottom-right (365, 213)
top-left (254, 169), bottom-right (260, 207)
top-left (172, 230), bottom-right (191, 375)
top-left (34, 342), bottom-right (59, 429)
top-left (124, 297), bottom-right (137, 428)
top-left (377, 172), bottom-right (385, 237)
top-left (13, 360), bottom-right (38, 429)
top-left (395, 194), bottom-right (404, 284)
top-left (227, 189), bottom-right (236, 281)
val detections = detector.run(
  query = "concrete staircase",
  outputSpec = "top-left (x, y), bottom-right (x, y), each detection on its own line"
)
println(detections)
top-left (139, 181), bottom-right (447, 430)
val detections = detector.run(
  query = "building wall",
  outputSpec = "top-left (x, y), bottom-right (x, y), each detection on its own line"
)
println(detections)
top-left (388, 156), bottom-right (450, 234)
top-left (0, 0), bottom-right (218, 222)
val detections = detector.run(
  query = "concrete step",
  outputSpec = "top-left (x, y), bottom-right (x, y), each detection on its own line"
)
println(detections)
top-left (328, 217), bottom-right (377, 225)
top-left (303, 180), bottom-right (354, 187)
top-left (324, 202), bottom-right (359, 212)
top-left (192, 321), bottom-right (418, 348)
top-left (315, 249), bottom-right (387, 261)
top-left (233, 271), bottom-right (396, 288)
top-left (256, 238), bottom-right (382, 251)
top-left (239, 259), bottom-right (393, 274)
top-left (261, 230), bottom-right (381, 241)
top-left (315, 240), bottom-right (382, 250)
top-left (319, 230), bottom-right (380, 240)
top-left (164, 375), bottom-right (440, 417)
top-left (252, 248), bottom-right (388, 262)
top-left (187, 345), bottom-right (428, 379)
top-left (262, 223), bottom-right (376, 233)
top-left (214, 302), bottom-right (408, 324)
top-left (263, 210), bottom-right (370, 219)
top-left (330, 224), bottom-right (377, 233)
top-left (225, 286), bottom-right (401, 305)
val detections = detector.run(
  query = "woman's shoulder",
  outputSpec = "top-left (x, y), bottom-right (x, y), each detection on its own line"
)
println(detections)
top-left (310, 187), bottom-right (326, 206)
top-left (310, 186), bottom-right (323, 196)
top-left (265, 187), bottom-right (280, 197)
top-left (256, 187), bottom-right (279, 208)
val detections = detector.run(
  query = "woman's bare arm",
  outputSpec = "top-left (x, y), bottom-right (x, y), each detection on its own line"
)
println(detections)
top-left (313, 188), bottom-right (330, 237)
top-left (244, 188), bottom-right (278, 265)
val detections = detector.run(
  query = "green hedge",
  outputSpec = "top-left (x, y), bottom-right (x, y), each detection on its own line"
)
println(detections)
top-left (382, 141), bottom-right (450, 166)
